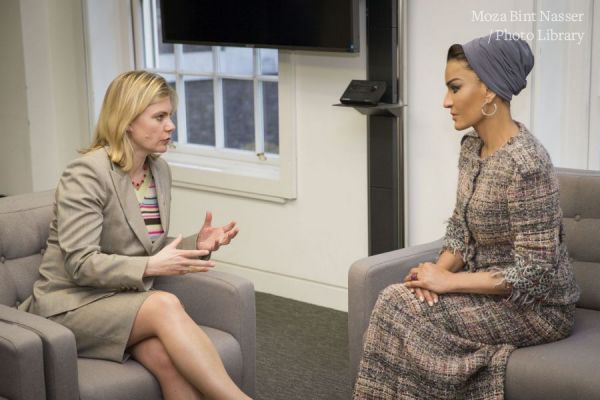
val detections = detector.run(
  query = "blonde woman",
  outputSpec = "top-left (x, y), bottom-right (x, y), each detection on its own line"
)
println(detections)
top-left (20, 71), bottom-right (250, 400)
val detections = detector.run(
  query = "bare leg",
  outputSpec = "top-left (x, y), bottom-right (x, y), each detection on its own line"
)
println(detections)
top-left (128, 291), bottom-right (251, 400)
top-left (130, 337), bottom-right (203, 400)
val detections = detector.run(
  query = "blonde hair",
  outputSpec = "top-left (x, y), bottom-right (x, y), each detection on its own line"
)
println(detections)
top-left (82, 70), bottom-right (177, 172)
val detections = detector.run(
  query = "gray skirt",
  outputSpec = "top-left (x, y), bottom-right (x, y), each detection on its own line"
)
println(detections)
top-left (49, 290), bottom-right (153, 362)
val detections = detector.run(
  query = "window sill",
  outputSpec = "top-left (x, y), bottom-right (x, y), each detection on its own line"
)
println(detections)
top-left (162, 152), bottom-right (296, 203)
top-left (162, 51), bottom-right (298, 204)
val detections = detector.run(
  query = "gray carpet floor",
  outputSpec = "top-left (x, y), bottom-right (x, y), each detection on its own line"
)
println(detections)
top-left (255, 292), bottom-right (352, 400)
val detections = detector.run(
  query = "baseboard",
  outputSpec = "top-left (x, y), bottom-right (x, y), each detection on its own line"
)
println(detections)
top-left (214, 260), bottom-right (349, 312)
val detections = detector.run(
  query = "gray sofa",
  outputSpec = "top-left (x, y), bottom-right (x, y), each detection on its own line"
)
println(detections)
top-left (0, 190), bottom-right (256, 400)
top-left (349, 167), bottom-right (600, 399)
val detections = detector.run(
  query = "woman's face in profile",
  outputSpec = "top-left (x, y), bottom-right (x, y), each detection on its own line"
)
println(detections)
top-left (128, 98), bottom-right (175, 155)
top-left (443, 59), bottom-right (487, 131)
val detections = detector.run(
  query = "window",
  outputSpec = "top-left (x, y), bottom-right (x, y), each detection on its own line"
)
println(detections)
top-left (140, 0), bottom-right (278, 158)
top-left (132, 0), bottom-right (296, 202)
top-left (530, 0), bottom-right (597, 170)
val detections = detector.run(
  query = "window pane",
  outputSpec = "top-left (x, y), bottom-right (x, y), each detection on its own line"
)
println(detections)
top-left (185, 77), bottom-right (215, 146)
top-left (259, 49), bottom-right (278, 76)
top-left (182, 45), bottom-right (213, 73)
top-left (263, 81), bottom-right (279, 154)
top-left (154, 0), bottom-right (175, 69)
top-left (160, 74), bottom-right (178, 142)
top-left (223, 79), bottom-right (254, 151)
top-left (218, 47), bottom-right (253, 75)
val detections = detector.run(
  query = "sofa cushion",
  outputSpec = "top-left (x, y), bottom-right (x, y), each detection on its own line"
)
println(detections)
top-left (505, 308), bottom-right (600, 400)
top-left (563, 218), bottom-right (600, 263)
top-left (77, 326), bottom-right (242, 400)
top-left (78, 358), bottom-right (162, 400)
top-left (0, 191), bottom-right (54, 260)
top-left (571, 260), bottom-right (600, 311)
top-left (558, 170), bottom-right (600, 263)
top-left (5, 255), bottom-right (43, 304)
top-left (0, 191), bottom-right (53, 307)
top-left (0, 269), bottom-right (17, 307)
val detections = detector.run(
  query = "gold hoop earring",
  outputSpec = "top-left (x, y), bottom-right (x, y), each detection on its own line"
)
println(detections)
top-left (481, 102), bottom-right (497, 117)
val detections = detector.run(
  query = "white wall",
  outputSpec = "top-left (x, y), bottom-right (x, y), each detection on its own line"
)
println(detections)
top-left (0, 0), bottom-right (89, 195)
top-left (590, 1), bottom-right (600, 169)
top-left (0, 0), bottom-right (32, 195)
top-left (83, 0), bottom-right (135, 134)
top-left (169, 19), bottom-right (368, 312)
top-left (405, 0), bottom-right (597, 246)
top-left (170, 51), bottom-right (368, 311)
top-left (531, 0), bottom-right (594, 169)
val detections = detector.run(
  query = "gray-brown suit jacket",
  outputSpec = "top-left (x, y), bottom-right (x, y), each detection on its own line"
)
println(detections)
top-left (20, 147), bottom-right (171, 317)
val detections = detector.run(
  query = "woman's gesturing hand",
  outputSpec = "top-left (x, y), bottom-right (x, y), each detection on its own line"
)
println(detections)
top-left (145, 235), bottom-right (215, 276)
top-left (196, 211), bottom-right (239, 252)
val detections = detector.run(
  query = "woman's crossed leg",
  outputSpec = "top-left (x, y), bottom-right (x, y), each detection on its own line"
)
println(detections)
top-left (128, 291), bottom-right (251, 400)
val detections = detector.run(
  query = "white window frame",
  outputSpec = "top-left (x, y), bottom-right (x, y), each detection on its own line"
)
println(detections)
top-left (589, 0), bottom-right (600, 170)
top-left (131, 0), bottom-right (297, 202)
top-left (530, 0), bottom-right (598, 170)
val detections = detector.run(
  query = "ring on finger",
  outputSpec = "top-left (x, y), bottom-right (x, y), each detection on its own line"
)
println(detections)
top-left (410, 272), bottom-right (418, 281)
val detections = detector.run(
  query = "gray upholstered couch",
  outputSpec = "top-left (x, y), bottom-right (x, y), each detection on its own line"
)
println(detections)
top-left (0, 190), bottom-right (256, 400)
top-left (349, 167), bottom-right (600, 399)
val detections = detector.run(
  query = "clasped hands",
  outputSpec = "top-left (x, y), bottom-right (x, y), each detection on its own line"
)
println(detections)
top-left (146, 211), bottom-right (239, 277)
top-left (403, 262), bottom-right (455, 306)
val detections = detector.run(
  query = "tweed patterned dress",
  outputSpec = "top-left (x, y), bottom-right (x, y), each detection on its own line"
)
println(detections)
top-left (354, 122), bottom-right (580, 399)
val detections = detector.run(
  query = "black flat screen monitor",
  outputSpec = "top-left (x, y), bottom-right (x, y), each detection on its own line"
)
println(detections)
top-left (159, 0), bottom-right (360, 53)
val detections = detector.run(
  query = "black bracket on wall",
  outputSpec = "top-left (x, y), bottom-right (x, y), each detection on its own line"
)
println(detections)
top-left (365, 0), bottom-right (404, 255)
top-left (335, 0), bottom-right (404, 255)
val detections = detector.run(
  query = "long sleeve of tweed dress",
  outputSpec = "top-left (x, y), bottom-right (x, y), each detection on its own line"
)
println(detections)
top-left (501, 169), bottom-right (562, 304)
top-left (442, 168), bottom-right (562, 304)
top-left (442, 204), bottom-right (467, 260)
top-left (439, 126), bottom-right (579, 307)
top-left (440, 139), bottom-right (474, 263)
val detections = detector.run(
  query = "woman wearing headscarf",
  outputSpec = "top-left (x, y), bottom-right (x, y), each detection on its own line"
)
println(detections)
top-left (353, 32), bottom-right (580, 399)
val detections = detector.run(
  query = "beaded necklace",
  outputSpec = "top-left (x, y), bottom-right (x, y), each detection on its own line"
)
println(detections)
top-left (131, 163), bottom-right (149, 190)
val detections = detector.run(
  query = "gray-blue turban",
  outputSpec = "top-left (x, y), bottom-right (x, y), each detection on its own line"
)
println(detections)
top-left (462, 32), bottom-right (534, 102)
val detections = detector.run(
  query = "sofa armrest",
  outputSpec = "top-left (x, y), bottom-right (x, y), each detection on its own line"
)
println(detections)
top-left (0, 305), bottom-right (79, 400)
top-left (154, 270), bottom-right (256, 394)
top-left (348, 239), bottom-right (443, 384)
top-left (0, 320), bottom-right (45, 400)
